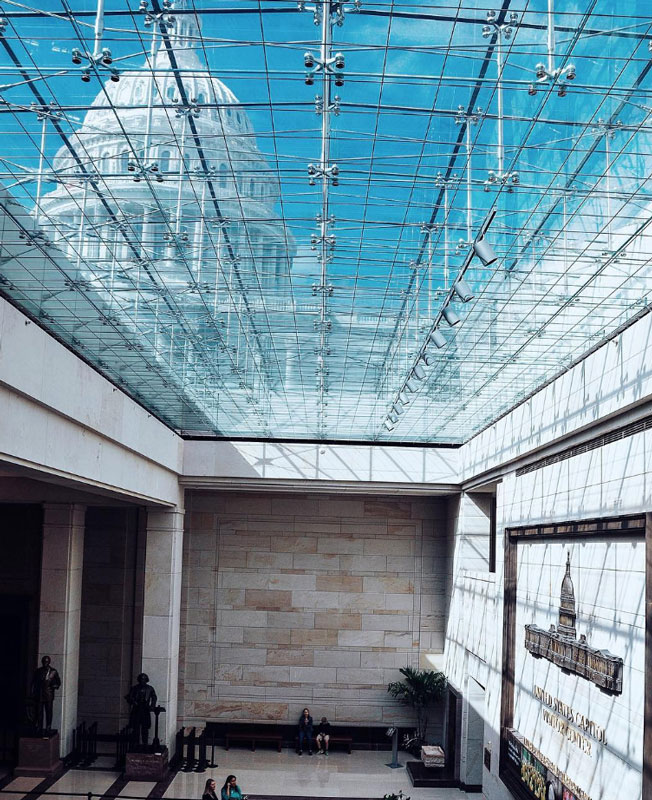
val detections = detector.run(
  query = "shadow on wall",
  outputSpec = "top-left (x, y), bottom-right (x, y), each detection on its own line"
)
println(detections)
top-left (183, 440), bottom-right (459, 484)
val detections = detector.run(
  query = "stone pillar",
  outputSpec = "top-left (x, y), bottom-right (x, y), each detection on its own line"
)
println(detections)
top-left (142, 507), bottom-right (184, 753)
top-left (38, 503), bottom-right (86, 756)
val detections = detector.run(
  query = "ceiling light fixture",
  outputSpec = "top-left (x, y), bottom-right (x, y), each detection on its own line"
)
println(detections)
top-left (429, 329), bottom-right (447, 349)
top-left (442, 306), bottom-right (461, 326)
top-left (473, 236), bottom-right (497, 266)
top-left (453, 278), bottom-right (474, 303)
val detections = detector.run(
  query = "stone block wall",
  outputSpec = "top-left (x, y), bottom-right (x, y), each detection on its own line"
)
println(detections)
top-left (180, 491), bottom-right (450, 728)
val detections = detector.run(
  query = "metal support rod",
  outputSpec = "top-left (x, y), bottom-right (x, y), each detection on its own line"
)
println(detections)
top-left (547, 0), bottom-right (555, 75)
top-left (143, 27), bottom-right (158, 160)
top-left (605, 133), bottom-right (611, 250)
top-left (318, 0), bottom-right (333, 432)
top-left (496, 33), bottom-right (504, 178)
top-left (465, 122), bottom-right (472, 242)
top-left (34, 115), bottom-right (47, 221)
top-left (443, 186), bottom-right (449, 290)
top-left (76, 179), bottom-right (88, 270)
top-left (427, 232), bottom-right (432, 318)
top-left (93, 0), bottom-right (105, 59)
top-left (196, 179), bottom-right (206, 280)
top-left (175, 114), bottom-right (187, 235)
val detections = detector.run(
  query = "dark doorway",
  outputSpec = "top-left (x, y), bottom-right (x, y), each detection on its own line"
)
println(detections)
top-left (0, 503), bottom-right (43, 763)
top-left (0, 596), bottom-right (31, 728)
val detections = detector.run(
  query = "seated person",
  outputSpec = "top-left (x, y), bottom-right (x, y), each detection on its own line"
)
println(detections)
top-left (297, 707), bottom-right (313, 755)
top-left (316, 716), bottom-right (331, 754)
top-left (221, 775), bottom-right (246, 800)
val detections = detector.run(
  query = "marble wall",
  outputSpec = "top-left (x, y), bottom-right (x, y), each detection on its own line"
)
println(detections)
top-left (445, 428), bottom-right (652, 800)
top-left (179, 491), bottom-right (450, 728)
top-left (513, 538), bottom-right (644, 800)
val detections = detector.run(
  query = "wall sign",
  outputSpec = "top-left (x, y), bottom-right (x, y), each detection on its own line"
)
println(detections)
top-left (503, 728), bottom-right (592, 800)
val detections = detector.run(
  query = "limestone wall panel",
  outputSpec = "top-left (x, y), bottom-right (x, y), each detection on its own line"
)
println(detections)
top-left (179, 490), bottom-right (448, 725)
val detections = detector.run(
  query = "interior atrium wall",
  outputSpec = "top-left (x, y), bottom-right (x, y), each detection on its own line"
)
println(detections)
top-left (512, 535), bottom-right (644, 800)
top-left (77, 507), bottom-right (144, 734)
top-left (179, 490), bottom-right (450, 730)
top-left (462, 308), bottom-right (652, 482)
top-left (0, 294), bottom-right (183, 506)
top-left (446, 440), bottom-right (650, 800)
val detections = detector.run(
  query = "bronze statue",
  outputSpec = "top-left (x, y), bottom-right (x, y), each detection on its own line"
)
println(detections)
top-left (31, 655), bottom-right (61, 734)
top-left (125, 673), bottom-right (157, 748)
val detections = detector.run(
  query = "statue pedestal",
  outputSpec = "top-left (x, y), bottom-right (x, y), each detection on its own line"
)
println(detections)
top-left (15, 733), bottom-right (63, 777)
top-left (125, 747), bottom-right (169, 781)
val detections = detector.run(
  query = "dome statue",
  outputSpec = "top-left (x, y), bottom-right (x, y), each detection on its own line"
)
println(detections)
top-left (557, 551), bottom-right (577, 638)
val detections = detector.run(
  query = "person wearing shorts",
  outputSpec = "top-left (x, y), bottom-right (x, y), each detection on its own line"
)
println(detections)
top-left (316, 716), bottom-right (331, 755)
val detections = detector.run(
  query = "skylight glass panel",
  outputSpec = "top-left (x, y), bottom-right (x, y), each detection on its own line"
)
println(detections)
top-left (0, 1), bottom-right (651, 442)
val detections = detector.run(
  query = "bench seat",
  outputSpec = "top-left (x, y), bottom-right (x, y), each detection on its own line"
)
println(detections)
top-left (225, 731), bottom-right (283, 752)
top-left (295, 734), bottom-right (353, 754)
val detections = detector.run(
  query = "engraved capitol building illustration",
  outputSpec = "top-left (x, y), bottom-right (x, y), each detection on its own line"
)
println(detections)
top-left (524, 552), bottom-right (624, 694)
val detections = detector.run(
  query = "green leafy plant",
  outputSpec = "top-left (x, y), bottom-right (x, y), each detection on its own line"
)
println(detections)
top-left (383, 791), bottom-right (410, 800)
top-left (386, 667), bottom-right (447, 744)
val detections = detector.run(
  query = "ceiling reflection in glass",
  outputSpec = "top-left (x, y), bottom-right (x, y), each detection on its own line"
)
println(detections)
top-left (0, 0), bottom-right (651, 442)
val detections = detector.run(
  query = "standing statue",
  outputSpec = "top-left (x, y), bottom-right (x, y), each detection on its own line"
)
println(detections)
top-left (31, 655), bottom-right (61, 734)
top-left (125, 673), bottom-right (157, 749)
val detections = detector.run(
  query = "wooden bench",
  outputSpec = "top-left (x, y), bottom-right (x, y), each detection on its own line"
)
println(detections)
top-left (324, 735), bottom-right (352, 754)
top-left (295, 734), bottom-right (353, 754)
top-left (225, 731), bottom-right (283, 752)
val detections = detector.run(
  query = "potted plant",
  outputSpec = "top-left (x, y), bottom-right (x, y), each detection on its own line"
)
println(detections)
top-left (386, 667), bottom-right (447, 753)
top-left (383, 791), bottom-right (410, 800)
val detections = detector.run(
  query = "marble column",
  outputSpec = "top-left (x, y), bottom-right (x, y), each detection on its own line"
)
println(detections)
top-left (38, 503), bottom-right (86, 756)
top-left (142, 507), bottom-right (184, 753)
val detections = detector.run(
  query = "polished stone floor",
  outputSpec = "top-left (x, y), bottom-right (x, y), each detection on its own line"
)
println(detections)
top-left (1, 750), bottom-right (480, 800)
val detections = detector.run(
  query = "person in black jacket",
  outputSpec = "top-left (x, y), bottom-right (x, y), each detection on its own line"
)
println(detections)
top-left (316, 716), bottom-right (331, 755)
top-left (297, 707), bottom-right (313, 755)
top-left (202, 778), bottom-right (218, 800)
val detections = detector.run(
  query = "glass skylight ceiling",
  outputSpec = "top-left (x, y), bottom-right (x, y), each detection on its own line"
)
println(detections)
top-left (1, 0), bottom-right (651, 443)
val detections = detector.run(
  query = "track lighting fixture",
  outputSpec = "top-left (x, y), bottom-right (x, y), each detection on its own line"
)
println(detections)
top-left (398, 392), bottom-right (410, 406)
top-left (442, 307), bottom-right (460, 326)
top-left (392, 404), bottom-right (404, 416)
top-left (413, 363), bottom-right (426, 380)
top-left (388, 413), bottom-right (398, 424)
top-left (405, 378), bottom-right (419, 393)
top-left (453, 278), bottom-right (474, 303)
top-left (429, 329), bottom-right (447, 349)
top-left (473, 236), bottom-right (497, 266)
top-left (383, 419), bottom-right (394, 431)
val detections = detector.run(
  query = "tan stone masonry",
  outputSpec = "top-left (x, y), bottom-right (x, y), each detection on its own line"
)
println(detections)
top-left (179, 491), bottom-right (449, 727)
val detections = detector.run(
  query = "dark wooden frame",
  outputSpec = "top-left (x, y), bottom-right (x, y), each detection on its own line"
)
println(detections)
top-left (499, 512), bottom-right (650, 800)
